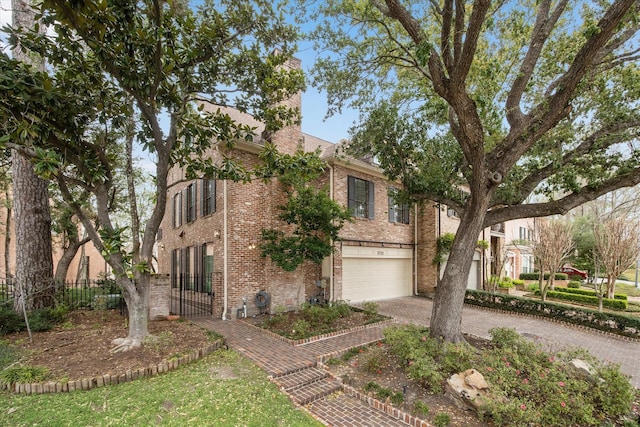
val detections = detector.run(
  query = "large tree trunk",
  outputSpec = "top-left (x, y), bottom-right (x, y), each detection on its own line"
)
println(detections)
top-left (112, 275), bottom-right (150, 352)
top-left (12, 154), bottom-right (54, 311)
top-left (430, 202), bottom-right (487, 343)
top-left (4, 189), bottom-right (11, 279)
top-left (12, 0), bottom-right (54, 312)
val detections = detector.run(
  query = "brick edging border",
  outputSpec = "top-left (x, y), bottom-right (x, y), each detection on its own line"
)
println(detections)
top-left (2, 341), bottom-right (223, 395)
top-left (238, 318), bottom-right (398, 346)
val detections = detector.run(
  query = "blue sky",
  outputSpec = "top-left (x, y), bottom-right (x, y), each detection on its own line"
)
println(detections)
top-left (0, 0), bottom-right (356, 143)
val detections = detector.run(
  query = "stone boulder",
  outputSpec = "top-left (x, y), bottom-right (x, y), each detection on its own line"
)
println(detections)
top-left (445, 369), bottom-right (492, 412)
top-left (568, 359), bottom-right (598, 382)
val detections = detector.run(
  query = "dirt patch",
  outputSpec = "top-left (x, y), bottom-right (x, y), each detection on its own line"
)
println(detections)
top-left (3, 310), bottom-right (214, 382)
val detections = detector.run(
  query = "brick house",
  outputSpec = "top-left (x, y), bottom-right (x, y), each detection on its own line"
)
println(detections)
top-left (157, 59), bottom-right (508, 319)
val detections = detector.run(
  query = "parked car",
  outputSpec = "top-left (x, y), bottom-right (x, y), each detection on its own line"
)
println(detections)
top-left (559, 266), bottom-right (588, 280)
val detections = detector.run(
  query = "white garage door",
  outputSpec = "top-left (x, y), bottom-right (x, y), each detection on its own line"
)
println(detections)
top-left (342, 246), bottom-right (413, 303)
top-left (440, 251), bottom-right (482, 290)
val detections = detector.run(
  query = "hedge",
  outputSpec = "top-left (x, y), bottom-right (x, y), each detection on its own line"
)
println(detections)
top-left (535, 290), bottom-right (627, 310)
top-left (464, 290), bottom-right (640, 339)
top-left (519, 272), bottom-right (568, 281)
top-left (553, 287), bottom-right (627, 301)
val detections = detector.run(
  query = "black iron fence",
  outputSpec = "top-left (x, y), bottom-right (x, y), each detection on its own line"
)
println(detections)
top-left (0, 278), bottom-right (126, 315)
top-left (170, 274), bottom-right (214, 318)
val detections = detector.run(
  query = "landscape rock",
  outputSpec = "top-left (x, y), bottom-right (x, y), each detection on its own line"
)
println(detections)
top-left (445, 369), bottom-right (491, 412)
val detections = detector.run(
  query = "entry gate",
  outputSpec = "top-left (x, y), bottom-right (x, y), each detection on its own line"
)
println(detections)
top-left (170, 274), bottom-right (213, 317)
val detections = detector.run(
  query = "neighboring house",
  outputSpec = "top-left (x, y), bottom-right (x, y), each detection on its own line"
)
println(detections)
top-left (503, 218), bottom-right (538, 279)
top-left (0, 191), bottom-right (108, 283)
top-left (156, 58), bottom-right (515, 319)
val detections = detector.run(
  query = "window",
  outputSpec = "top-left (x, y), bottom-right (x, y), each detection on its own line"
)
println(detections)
top-left (348, 176), bottom-right (374, 219)
top-left (186, 182), bottom-right (197, 223)
top-left (447, 208), bottom-right (459, 218)
top-left (388, 188), bottom-right (409, 224)
top-left (201, 179), bottom-right (216, 216)
top-left (519, 227), bottom-right (532, 241)
top-left (171, 249), bottom-right (181, 288)
top-left (202, 243), bottom-right (214, 294)
top-left (522, 254), bottom-right (534, 273)
top-left (172, 192), bottom-right (182, 228)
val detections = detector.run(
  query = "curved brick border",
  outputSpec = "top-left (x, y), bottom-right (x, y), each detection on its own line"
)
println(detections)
top-left (239, 318), bottom-right (398, 346)
top-left (2, 340), bottom-right (223, 395)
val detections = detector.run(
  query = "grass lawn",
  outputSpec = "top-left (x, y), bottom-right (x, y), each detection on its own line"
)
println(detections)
top-left (0, 349), bottom-right (322, 427)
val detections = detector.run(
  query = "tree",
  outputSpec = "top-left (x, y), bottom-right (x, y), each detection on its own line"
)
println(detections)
top-left (593, 217), bottom-right (640, 301)
top-left (529, 220), bottom-right (574, 301)
top-left (305, 0), bottom-right (640, 342)
top-left (258, 145), bottom-right (352, 272)
top-left (11, 0), bottom-right (55, 312)
top-left (0, 0), bottom-right (304, 351)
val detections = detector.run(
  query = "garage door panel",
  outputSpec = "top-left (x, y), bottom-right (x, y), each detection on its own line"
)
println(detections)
top-left (342, 258), bottom-right (412, 303)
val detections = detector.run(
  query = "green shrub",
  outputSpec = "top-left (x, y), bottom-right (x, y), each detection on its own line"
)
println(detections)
top-left (390, 391), bottom-right (404, 406)
top-left (477, 330), bottom-right (634, 426)
top-left (341, 346), bottom-right (365, 361)
top-left (361, 301), bottom-right (379, 316)
top-left (329, 300), bottom-right (352, 317)
top-left (434, 412), bottom-right (451, 427)
top-left (512, 279), bottom-right (525, 287)
top-left (498, 280), bottom-right (514, 288)
top-left (538, 289), bottom-right (628, 310)
top-left (554, 286), bottom-right (627, 301)
top-left (413, 400), bottom-right (430, 417)
top-left (26, 306), bottom-right (69, 332)
top-left (526, 283), bottom-right (539, 292)
top-left (519, 272), bottom-right (540, 280)
top-left (0, 307), bottom-right (24, 335)
top-left (289, 319), bottom-right (310, 340)
top-left (364, 381), bottom-right (380, 392)
top-left (519, 272), bottom-right (568, 280)
top-left (0, 340), bottom-right (20, 370)
top-left (567, 280), bottom-right (581, 289)
top-left (383, 325), bottom-right (474, 391)
top-left (0, 365), bottom-right (50, 386)
top-left (364, 352), bottom-right (384, 373)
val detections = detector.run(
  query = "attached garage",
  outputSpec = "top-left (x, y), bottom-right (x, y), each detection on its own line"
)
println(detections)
top-left (341, 246), bottom-right (413, 303)
top-left (439, 250), bottom-right (482, 290)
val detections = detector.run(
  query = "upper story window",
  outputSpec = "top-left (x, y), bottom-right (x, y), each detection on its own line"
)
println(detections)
top-left (447, 207), bottom-right (459, 218)
top-left (201, 179), bottom-right (216, 216)
top-left (519, 226), bottom-right (531, 241)
top-left (186, 182), bottom-right (197, 223)
top-left (172, 192), bottom-right (182, 228)
top-left (388, 188), bottom-right (409, 224)
top-left (348, 176), bottom-right (374, 219)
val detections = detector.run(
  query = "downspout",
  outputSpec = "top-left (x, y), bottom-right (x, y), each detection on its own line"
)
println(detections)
top-left (414, 204), bottom-right (418, 295)
top-left (329, 164), bottom-right (335, 302)
top-left (222, 179), bottom-right (229, 320)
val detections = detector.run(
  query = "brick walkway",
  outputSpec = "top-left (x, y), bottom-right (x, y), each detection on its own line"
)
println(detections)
top-left (194, 295), bottom-right (640, 427)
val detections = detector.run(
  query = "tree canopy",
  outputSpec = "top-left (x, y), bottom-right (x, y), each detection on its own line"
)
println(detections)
top-left (304, 0), bottom-right (640, 342)
top-left (0, 0), bottom-right (304, 350)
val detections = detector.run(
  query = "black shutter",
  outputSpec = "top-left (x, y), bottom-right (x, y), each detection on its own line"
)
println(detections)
top-left (367, 181), bottom-right (375, 219)
top-left (347, 176), bottom-right (355, 213)
top-left (212, 180), bottom-right (217, 213)
top-left (388, 193), bottom-right (394, 222)
top-left (403, 203), bottom-right (410, 224)
top-left (200, 179), bottom-right (205, 217)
